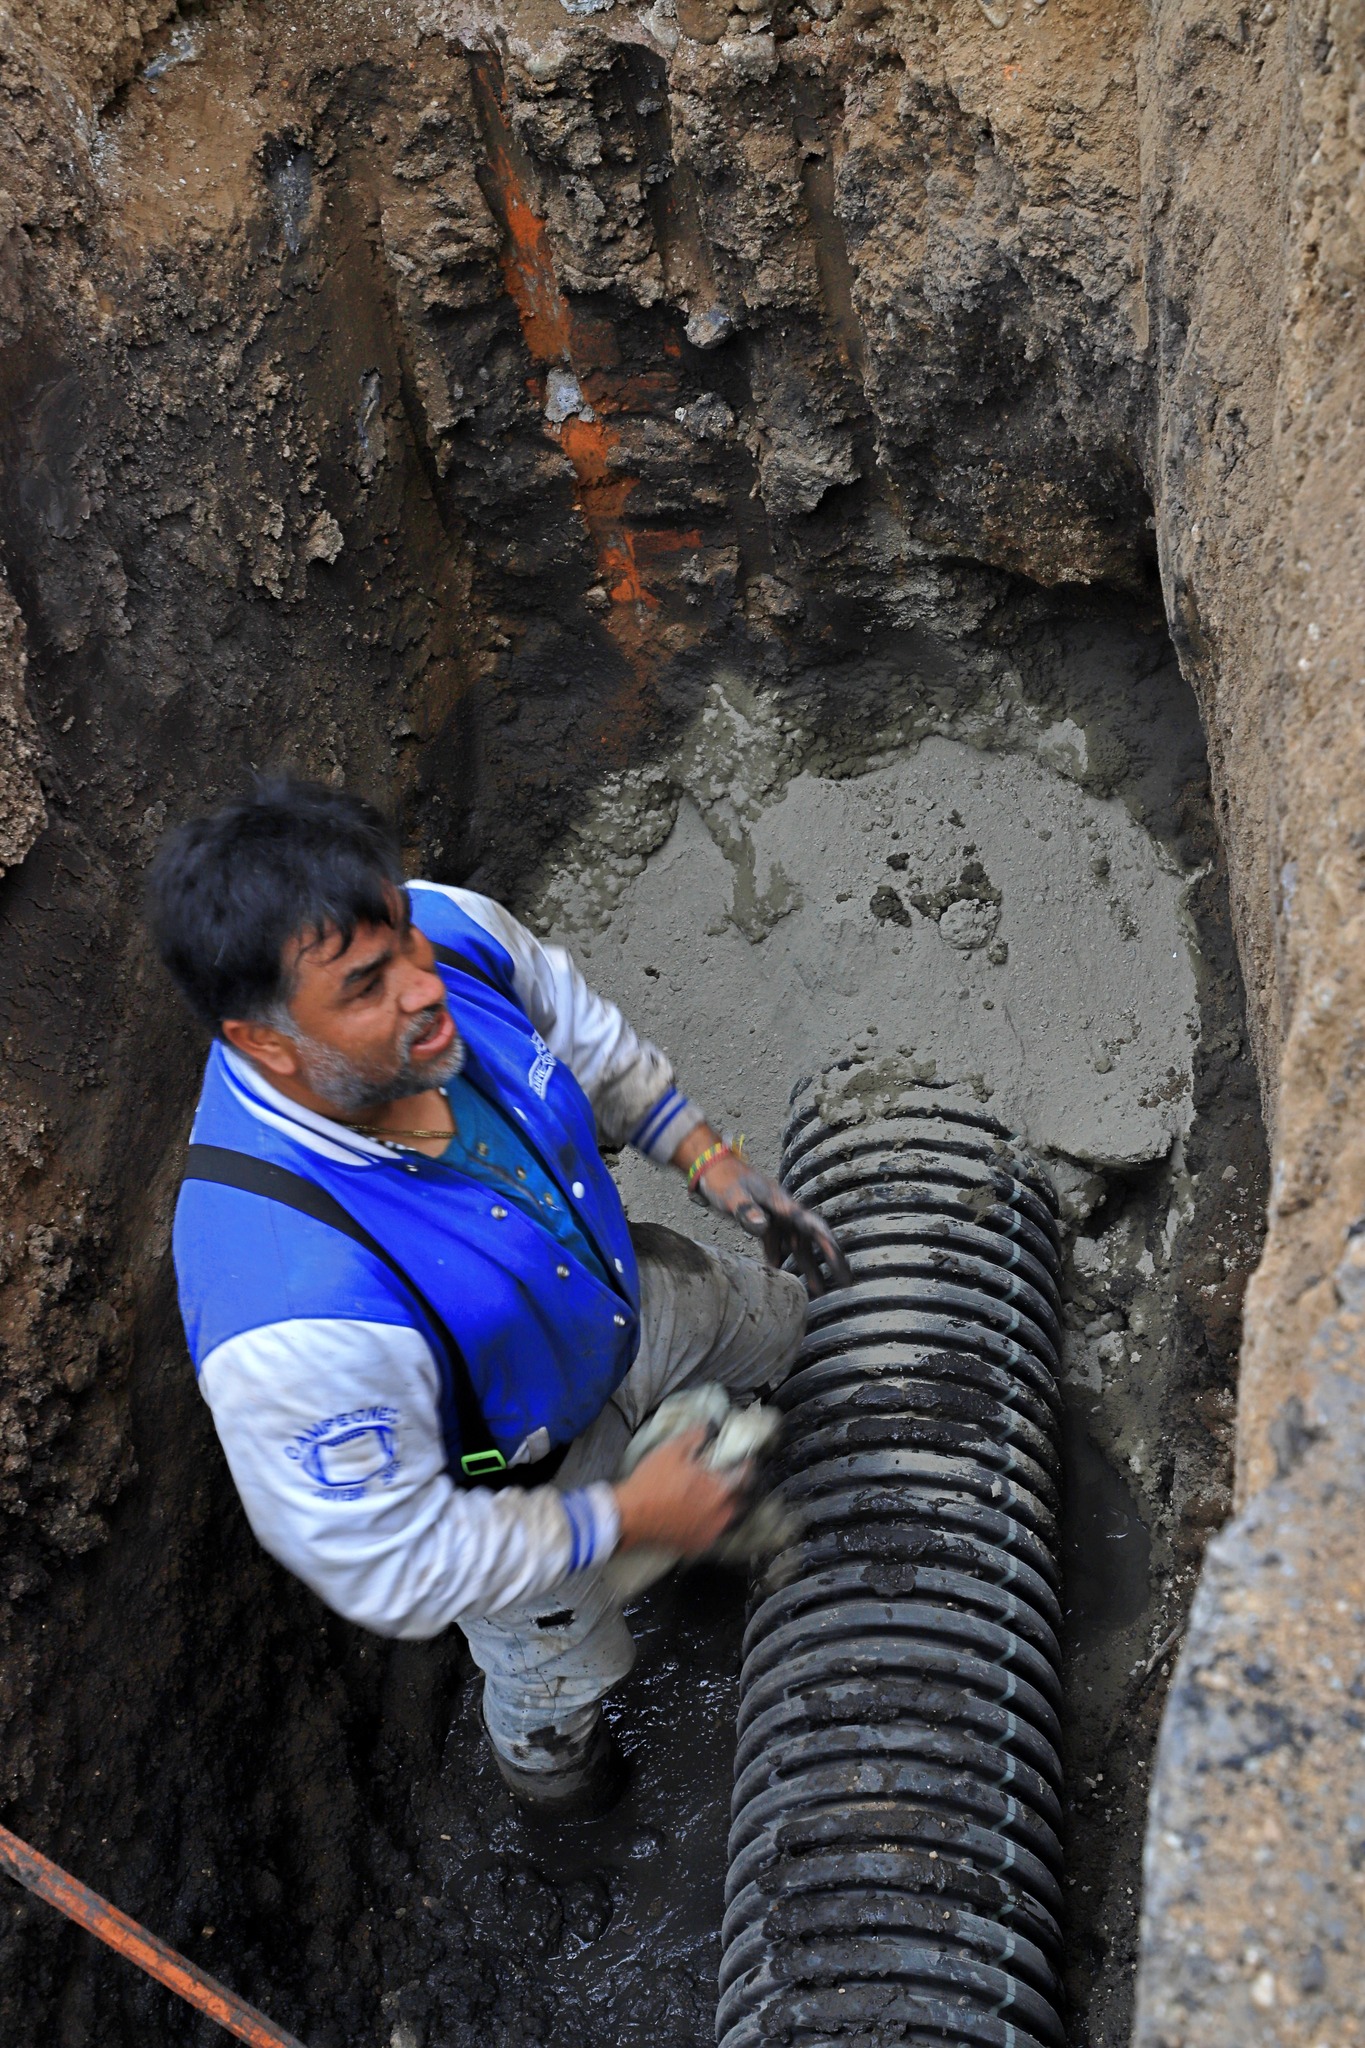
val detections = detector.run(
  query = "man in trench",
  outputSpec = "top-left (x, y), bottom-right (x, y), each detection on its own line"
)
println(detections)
top-left (151, 777), bottom-right (849, 1814)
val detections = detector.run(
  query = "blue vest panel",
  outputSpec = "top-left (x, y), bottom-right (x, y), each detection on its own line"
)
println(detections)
top-left (173, 887), bottom-right (641, 1472)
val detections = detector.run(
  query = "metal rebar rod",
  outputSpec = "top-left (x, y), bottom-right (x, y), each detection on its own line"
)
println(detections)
top-left (0, 1822), bottom-right (308, 2048)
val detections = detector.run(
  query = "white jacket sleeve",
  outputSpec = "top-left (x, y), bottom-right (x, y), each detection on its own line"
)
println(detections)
top-left (415, 882), bottom-right (706, 1162)
top-left (198, 1317), bottom-right (620, 1639)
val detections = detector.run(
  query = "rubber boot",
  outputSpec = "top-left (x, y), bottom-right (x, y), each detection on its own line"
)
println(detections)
top-left (485, 1706), bottom-right (629, 1819)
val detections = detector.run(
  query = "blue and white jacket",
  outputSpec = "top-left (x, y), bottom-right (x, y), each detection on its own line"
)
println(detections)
top-left (175, 884), bottom-right (703, 1638)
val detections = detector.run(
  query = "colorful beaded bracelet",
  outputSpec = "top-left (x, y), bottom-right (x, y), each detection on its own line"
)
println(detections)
top-left (685, 1140), bottom-right (733, 1191)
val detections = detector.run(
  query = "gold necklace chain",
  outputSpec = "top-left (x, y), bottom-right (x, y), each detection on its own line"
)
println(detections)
top-left (354, 1126), bottom-right (453, 1142)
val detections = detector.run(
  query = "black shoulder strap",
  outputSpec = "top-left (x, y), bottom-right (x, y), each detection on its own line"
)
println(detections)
top-left (429, 944), bottom-right (504, 997)
top-left (182, 1143), bottom-right (508, 1485)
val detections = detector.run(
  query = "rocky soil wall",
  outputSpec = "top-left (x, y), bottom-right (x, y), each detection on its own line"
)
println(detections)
top-left (1133, 6), bottom-right (1365, 2041)
top-left (0, 0), bottom-right (1359, 2042)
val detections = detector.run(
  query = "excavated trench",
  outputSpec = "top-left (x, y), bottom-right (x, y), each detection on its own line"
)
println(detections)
top-left (502, 622), bottom-right (1265, 2048)
top-left (0, 7), bottom-right (1275, 2048)
top-left (0, 616), bottom-right (1264, 2048)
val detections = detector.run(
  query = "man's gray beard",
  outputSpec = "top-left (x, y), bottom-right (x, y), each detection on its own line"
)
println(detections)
top-left (291, 1013), bottom-right (466, 1117)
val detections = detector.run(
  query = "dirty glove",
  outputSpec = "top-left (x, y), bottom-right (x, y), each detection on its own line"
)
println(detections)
top-left (602, 1386), bottom-right (796, 1601)
top-left (693, 1146), bottom-right (852, 1296)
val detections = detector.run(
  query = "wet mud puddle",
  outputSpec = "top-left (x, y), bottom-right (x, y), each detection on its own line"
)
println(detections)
top-left (414, 1568), bottom-right (743, 2048)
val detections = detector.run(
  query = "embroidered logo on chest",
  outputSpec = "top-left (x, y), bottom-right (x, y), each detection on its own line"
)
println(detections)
top-left (528, 1030), bottom-right (557, 1100)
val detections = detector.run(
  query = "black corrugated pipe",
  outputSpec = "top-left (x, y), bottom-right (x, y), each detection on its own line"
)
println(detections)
top-left (718, 1082), bottom-right (1066, 2048)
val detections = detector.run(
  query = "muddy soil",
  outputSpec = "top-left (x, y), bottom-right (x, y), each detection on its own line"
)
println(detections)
top-left (0, 1), bottom-right (1291, 2041)
top-left (1, 590), bottom-right (1263, 2048)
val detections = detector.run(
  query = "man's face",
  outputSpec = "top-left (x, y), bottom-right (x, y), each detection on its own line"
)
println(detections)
top-left (224, 893), bottom-right (464, 1116)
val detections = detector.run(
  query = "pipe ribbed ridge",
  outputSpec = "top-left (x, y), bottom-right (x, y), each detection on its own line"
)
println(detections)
top-left (718, 1084), bottom-right (1065, 2048)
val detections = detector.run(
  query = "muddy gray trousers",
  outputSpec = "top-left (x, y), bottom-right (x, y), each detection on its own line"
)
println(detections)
top-left (461, 1222), bottom-right (807, 1779)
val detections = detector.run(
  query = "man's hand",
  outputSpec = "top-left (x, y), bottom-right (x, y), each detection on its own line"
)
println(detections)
top-left (613, 1428), bottom-right (751, 1554)
top-left (674, 1125), bottom-right (853, 1296)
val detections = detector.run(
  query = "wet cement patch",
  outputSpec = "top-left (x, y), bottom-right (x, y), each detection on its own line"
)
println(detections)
top-left (526, 683), bottom-right (1199, 1197)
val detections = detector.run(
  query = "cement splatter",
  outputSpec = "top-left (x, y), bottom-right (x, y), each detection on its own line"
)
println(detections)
top-left (523, 670), bottom-right (1199, 1197)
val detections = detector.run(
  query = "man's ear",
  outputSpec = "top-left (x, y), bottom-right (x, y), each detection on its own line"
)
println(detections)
top-left (221, 1016), bottom-right (302, 1081)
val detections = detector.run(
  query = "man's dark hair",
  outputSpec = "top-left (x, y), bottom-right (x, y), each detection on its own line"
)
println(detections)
top-left (146, 777), bottom-right (405, 1031)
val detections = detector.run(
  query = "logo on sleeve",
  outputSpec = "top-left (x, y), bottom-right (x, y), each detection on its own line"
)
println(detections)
top-left (528, 1029), bottom-right (557, 1100)
top-left (285, 1407), bottom-right (401, 1499)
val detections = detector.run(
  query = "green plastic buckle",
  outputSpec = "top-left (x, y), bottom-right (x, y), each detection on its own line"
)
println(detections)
top-left (461, 1448), bottom-right (507, 1478)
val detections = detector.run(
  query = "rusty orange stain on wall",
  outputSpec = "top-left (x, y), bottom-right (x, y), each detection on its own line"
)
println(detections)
top-left (556, 413), bottom-right (651, 608)
top-left (468, 55), bottom-right (700, 649)
top-left (498, 187), bottom-right (574, 363)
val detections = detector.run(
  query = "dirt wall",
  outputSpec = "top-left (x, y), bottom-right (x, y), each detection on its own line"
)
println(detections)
top-left (0, 0), bottom-right (1358, 2042)
top-left (1132, 7), bottom-right (1365, 2041)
